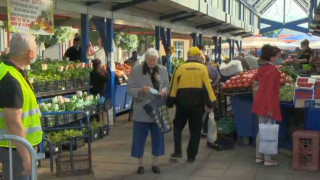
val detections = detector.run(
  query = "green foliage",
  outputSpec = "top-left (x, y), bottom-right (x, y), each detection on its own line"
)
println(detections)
top-left (36, 27), bottom-right (73, 47)
top-left (114, 32), bottom-right (139, 52)
top-left (280, 84), bottom-right (295, 102)
top-left (138, 35), bottom-right (156, 49)
top-left (90, 30), bottom-right (100, 47)
top-left (46, 129), bottom-right (83, 144)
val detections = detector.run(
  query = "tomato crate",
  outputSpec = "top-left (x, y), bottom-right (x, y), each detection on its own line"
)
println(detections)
top-left (216, 118), bottom-right (236, 134)
top-left (56, 153), bottom-right (91, 177)
top-left (223, 87), bottom-right (251, 95)
top-left (80, 78), bottom-right (90, 87)
top-left (35, 81), bottom-right (55, 93)
top-left (74, 79), bottom-right (83, 88)
top-left (41, 115), bottom-right (56, 128)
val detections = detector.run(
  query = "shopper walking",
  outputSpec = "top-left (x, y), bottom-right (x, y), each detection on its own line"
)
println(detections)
top-left (252, 45), bottom-right (282, 166)
top-left (127, 48), bottom-right (170, 174)
top-left (90, 58), bottom-right (109, 97)
top-left (162, 47), bottom-right (173, 79)
top-left (202, 55), bottom-right (220, 142)
top-left (0, 33), bottom-right (43, 179)
top-left (168, 47), bottom-right (216, 163)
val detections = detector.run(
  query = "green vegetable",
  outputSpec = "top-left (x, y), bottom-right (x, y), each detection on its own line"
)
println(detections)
top-left (280, 84), bottom-right (295, 102)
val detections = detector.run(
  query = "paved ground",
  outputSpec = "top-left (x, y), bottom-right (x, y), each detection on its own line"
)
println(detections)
top-left (38, 112), bottom-right (320, 180)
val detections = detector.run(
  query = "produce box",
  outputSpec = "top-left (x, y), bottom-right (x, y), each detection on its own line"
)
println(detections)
top-left (56, 153), bottom-right (91, 177)
top-left (295, 77), bottom-right (315, 90)
top-left (294, 89), bottom-right (314, 108)
top-left (216, 118), bottom-right (236, 134)
top-left (65, 80), bottom-right (75, 89)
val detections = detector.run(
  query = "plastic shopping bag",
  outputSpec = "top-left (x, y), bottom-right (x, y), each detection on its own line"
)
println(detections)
top-left (258, 120), bottom-right (279, 155)
top-left (207, 111), bottom-right (217, 144)
top-left (143, 96), bottom-right (172, 133)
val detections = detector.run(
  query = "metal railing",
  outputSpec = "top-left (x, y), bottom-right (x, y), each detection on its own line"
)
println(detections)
top-left (0, 134), bottom-right (38, 180)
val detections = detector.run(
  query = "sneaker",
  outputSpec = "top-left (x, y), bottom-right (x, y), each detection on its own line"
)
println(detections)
top-left (171, 153), bottom-right (182, 159)
top-left (201, 132), bottom-right (207, 137)
top-left (187, 157), bottom-right (196, 163)
top-left (137, 166), bottom-right (144, 174)
top-left (255, 157), bottom-right (264, 163)
top-left (152, 166), bottom-right (161, 174)
top-left (264, 160), bottom-right (279, 166)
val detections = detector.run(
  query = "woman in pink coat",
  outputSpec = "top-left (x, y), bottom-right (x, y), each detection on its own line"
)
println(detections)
top-left (252, 45), bottom-right (282, 166)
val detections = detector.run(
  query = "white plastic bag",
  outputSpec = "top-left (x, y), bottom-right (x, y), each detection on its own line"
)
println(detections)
top-left (207, 112), bottom-right (217, 144)
top-left (258, 120), bottom-right (279, 155)
top-left (219, 60), bottom-right (243, 77)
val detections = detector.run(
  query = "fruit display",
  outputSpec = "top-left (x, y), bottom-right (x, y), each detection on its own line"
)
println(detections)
top-left (280, 84), bottom-right (295, 102)
top-left (221, 66), bottom-right (295, 91)
top-left (39, 92), bottom-right (102, 112)
top-left (116, 63), bottom-right (132, 76)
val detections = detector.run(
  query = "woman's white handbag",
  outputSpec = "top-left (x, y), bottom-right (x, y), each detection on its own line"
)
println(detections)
top-left (258, 120), bottom-right (279, 155)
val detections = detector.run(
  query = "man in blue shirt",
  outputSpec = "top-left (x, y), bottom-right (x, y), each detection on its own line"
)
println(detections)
top-left (162, 47), bottom-right (173, 79)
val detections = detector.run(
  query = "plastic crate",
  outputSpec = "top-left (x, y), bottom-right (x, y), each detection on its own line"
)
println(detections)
top-left (65, 80), bottom-right (75, 89)
top-left (36, 81), bottom-right (48, 92)
top-left (216, 118), bottom-right (236, 134)
top-left (64, 114), bottom-right (76, 124)
top-left (55, 114), bottom-right (66, 126)
top-left (213, 133), bottom-right (235, 151)
top-left (41, 115), bottom-right (56, 128)
top-left (99, 125), bottom-right (108, 138)
top-left (293, 130), bottom-right (320, 171)
top-left (305, 108), bottom-right (320, 131)
top-left (56, 80), bottom-right (66, 91)
top-left (56, 153), bottom-right (91, 177)
top-left (74, 79), bottom-right (82, 88)
top-left (45, 143), bottom-right (61, 157)
top-left (88, 128), bottom-right (100, 142)
top-left (62, 136), bottom-right (86, 151)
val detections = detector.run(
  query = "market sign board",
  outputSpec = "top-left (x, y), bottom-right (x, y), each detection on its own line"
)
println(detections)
top-left (7, 0), bottom-right (54, 35)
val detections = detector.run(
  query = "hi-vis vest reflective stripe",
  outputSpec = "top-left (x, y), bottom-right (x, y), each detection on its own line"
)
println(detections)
top-left (0, 63), bottom-right (43, 147)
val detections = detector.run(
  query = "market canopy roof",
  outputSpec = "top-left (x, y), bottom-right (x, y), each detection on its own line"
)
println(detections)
top-left (221, 37), bottom-right (296, 49)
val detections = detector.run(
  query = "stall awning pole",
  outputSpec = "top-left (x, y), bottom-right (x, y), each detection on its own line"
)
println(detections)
top-left (218, 37), bottom-right (222, 63)
top-left (81, 14), bottom-right (89, 63)
top-left (155, 26), bottom-right (161, 57)
top-left (199, 33), bottom-right (203, 45)
top-left (191, 33), bottom-right (197, 46)
top-left (213, 36), bottom-right (218, 63)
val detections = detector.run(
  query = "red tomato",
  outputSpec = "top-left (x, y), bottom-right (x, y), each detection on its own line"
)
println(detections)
top-left (241, 79), bottom-right (247, 83)
top-left (243, 82), bottom-right (249, 87)
top-left (222, 83), bottom-right (227, 89)
top-left (236, 79), bottom-right (241, 84)
top-left (231, 77), bottom-right (236, 80)
top-left (228, 84), bottom-right (234, 89)
top-left (281, 78), bottom-right (285, 84)
top-left (226, 80), bottom-right (231, 85)
top-left (235, 75), bottom-right (240, 79)
top-left (289, 78), bottom-right (294, 83)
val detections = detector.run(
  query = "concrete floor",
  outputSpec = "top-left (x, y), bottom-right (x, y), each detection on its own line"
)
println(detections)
top-left (38, 113), bottom-right (320, 180)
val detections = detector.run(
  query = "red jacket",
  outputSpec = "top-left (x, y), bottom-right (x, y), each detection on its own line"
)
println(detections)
top-left (252, 63), bottom-right (282, 122)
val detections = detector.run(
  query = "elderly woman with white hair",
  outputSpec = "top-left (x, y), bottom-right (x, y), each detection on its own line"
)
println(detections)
top-left (127, 48), bottom-right (170, 175)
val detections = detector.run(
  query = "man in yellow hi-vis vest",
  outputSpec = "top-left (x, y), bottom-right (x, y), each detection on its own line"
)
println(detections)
top-left (0, 33), bottom-right (42, 180)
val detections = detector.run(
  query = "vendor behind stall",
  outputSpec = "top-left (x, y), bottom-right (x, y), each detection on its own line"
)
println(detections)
top-left (63, 37), bottom-right (81, 62)
top-left (125, 51), bottom-right (138, 67)
top-left (294, 39), bottom-right (313, 66)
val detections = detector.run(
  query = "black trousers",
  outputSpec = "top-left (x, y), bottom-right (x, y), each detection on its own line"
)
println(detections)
top-left (173, 106), bottom-right (204, 159)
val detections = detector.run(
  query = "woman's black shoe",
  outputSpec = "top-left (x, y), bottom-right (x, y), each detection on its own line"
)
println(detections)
top-left (152, 166), bottom-right (161, 174)
top-left (137, 166), bottom-right (144, 174)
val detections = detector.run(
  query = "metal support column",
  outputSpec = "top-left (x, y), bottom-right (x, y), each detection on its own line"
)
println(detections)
top-left (81, 14), bottom-right (89, 63)
top-left (240, 41), bottom-right (242, 51)
top-left (227, 39), bottom-right (232, 58)
top-left (167, 28), bottom-right (171, 48)
top-left (155, 26), bottom-right (161, 51)
top-left (231, 39), bottom-right (235, 58)
top-left (199, 33), bottom-right (203, 45)
top-left (106, 18), bottom-right (116, 121)
top-left (213, 36), bottom-right (218, 63)
top-left (191, 33), bottom-right (197, 46)
top-left (218, 37), bottom-right (222, 63)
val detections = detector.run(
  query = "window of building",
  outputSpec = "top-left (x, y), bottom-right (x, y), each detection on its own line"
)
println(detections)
top-left (174, 41), bottom-right (184, 59)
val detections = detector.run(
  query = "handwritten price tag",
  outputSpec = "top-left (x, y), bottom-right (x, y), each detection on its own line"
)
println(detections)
top-left (59, 66), bottom-right (64, 72)
top-left (41, 64), bottom-right (48, 70)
